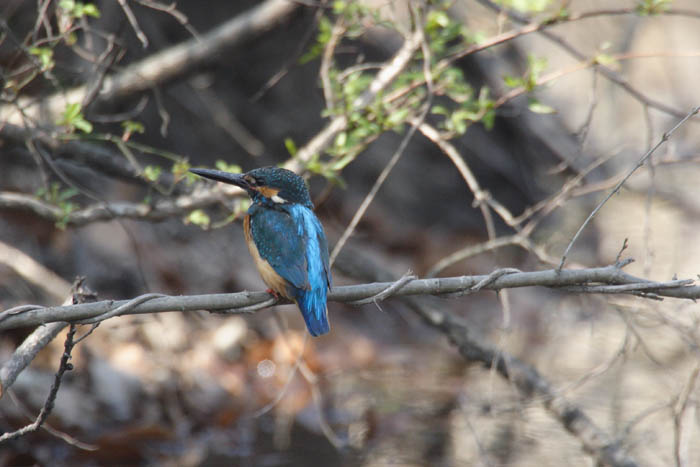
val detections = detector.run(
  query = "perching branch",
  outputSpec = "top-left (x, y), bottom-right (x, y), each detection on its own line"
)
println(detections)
top-left (1, 264), bottom-right (698, 333)
top-left (339, 251), bottom-right (641, 467)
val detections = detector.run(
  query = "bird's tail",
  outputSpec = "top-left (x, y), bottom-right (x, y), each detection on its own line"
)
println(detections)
top-left (293, 288), bottom-right (330, 336)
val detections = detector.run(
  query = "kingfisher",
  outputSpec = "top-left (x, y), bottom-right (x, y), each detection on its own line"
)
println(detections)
top-left (189, 166), bottom-right (332, 336)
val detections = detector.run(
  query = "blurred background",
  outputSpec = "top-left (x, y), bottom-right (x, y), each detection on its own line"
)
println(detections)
top-left (1, 0), bottom-right (700, 465)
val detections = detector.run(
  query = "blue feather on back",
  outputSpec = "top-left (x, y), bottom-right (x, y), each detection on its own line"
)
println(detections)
top-left (288, 204), bottom-right (331, 336)
top-left (249, 204), bottom-right (331, 336)
top-left (190, 166), bottom-right (332, 337)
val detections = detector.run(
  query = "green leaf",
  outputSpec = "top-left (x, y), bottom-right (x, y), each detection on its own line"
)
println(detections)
top-left (477, 86), bottom-right (494, 108)
top-left (29, 47), bottom-right (54, 71)
top-left (636, 0), bottom-right (671, 15)
top-left (72, 118), bottom-right (93, 133)
top-left (386, 108), bottom-right (410, 128)
top-left (503, 75), bottom-right (524, 88)
top-left (185, 209), bottom-right (210, 228)
top-left (332, 0), bottom-right (347, 14)
top-left (482, 109), bottom-right (496, 130)
top-left (426, 10), bottom-right (450, 33)
top-left (594, 53), bottom-right (618, 66)
top-left (57, 102), bottom-right (92, 133)
top-left (335, 131), bottom-right (348, 148)
top-left (59, 0), bottom-right (75, 11)
top-left (143, 165), bottom-right (162, 182)
top-left (57, 187), bottom-right (79, 202)
top-left (61, 103), bottom-right (81, 122)
top-left (299, 15), bottom-right (332, 64)
top-left (59, 0), bottom-right (100, 18)
top-left (525, 54), bottom-right (548, 90)
top-left (121, 120), bottom-right (145, 134)
top-left (171, 160), bottom-right (191, 181)
top-left (329, 152), bottom-right (356, 171)
top-left (431, 105), bottom-right (450, 116)
top-left (284, 137), bottom-right (298, 156)
top-left (501, 0), bottom-right (552, 14)
top-left (528, 97), bottom-right (556, 114)
top-left (81, 3), bottom-right (100, 17)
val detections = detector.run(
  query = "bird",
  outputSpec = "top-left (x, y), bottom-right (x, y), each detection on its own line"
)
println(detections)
top-left (189, 166), bottom-right (332, 336)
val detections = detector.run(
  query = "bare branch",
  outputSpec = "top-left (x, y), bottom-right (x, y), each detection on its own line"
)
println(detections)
top-left (559, 105), bottom-right (700, 269)
top-left (0, 188), bottom-right (236, 226)
top-left (0, 240), bottom-right (72, 301)
top-left (0, 0), bottom-right (299, 125)
top-left (117, 0), bottom-right (150, 48)
top-left (0, 279), bottom-right (96, 399)
top-left (319, 17), bottom-right (345, 112)
top-left (347, 254), bottom-right (641, 467)
top-left (330, 20), bottom-right (431, 264)
top-left (0, 325), bottom-right (77, 442)
top-left (474, 0), bottom-right (697, 119)
top-left (286, 28), bottom-right (425, 172)
top-left (415, 121), bottom-right (499, 239)
top-left (0, 322), bottom-right (67, 398)
top-left (134, 0), bottom-right (200, 40)
top-left (0, 264), bottom-right (698, 332)
top-left (329, 96), bottom-right (430, 265)
top-left (6, 390), bottom-right (98, 450)
top-left (412, 300), bottom-right (639, 467)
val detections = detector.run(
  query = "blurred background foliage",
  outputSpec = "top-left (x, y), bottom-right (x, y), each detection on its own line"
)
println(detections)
top-left (1, 0), bottom-right (700, 465)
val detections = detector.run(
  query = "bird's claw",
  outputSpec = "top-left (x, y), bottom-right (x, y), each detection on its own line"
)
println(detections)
top-left (266, 288), bottom-right (281, 301)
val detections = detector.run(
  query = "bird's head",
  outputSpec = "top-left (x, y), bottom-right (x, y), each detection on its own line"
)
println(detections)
top-left (190, 166), bottom-right (313, 208)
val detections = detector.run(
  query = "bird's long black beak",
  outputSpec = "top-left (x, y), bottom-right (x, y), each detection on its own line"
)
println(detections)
top-left (189, 168), bottom-right (249, 189)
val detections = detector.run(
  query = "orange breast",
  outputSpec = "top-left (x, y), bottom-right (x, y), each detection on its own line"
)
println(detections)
top-left (243, 215), bottom-right (291, 299)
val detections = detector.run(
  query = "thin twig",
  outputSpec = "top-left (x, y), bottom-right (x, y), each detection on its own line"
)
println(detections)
top-left (286, 28), bottom-right (425, 173)
top-left (6, 390), bottom-right (98, 450)
top-left (0, 325), bottom-right (77, 442)
top-left (328, 101), bottom-right (429, 265)
top-left (0, 188), bottom-right (238, 226)
top-left (134, 0), bottom-right (200, 40)
top-left (75, 293), bottom-right (166, 324)
top-left (673, 363), bottom-right (700, 467)
top-left (415, 121), bottom-right (498, 239)
top-left (0, 322), bottom-right (67, 397)
top-left (329, 23), bottom-right (430, 264)
top-left (558, 106), bottom-right (700, 270)
top-left (344, 250), bottom-right (640, 467)
top-left (409, 299), bottom-right (639, 467)
top-left (0, 0), bottom-right (299, 124)
top-left (346, 271), bottom-right (416, 306)
top-left (319, 17), bottom-right (345, 112)
top-left (475, 0), bottom-right (693, 119)
top-left (0, 240), bottom-right (72, 302)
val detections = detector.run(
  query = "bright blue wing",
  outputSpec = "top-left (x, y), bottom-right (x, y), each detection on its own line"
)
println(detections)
top-left (287, 205), bottom-right (332, 336)
top-left (249, 204), bottom-right (332, 336)
top-left (249, 205), bottom-right (309, 291)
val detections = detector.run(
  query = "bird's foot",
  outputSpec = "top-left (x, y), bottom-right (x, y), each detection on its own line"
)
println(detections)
top-left (266, 288), bottom-right (281, 301)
